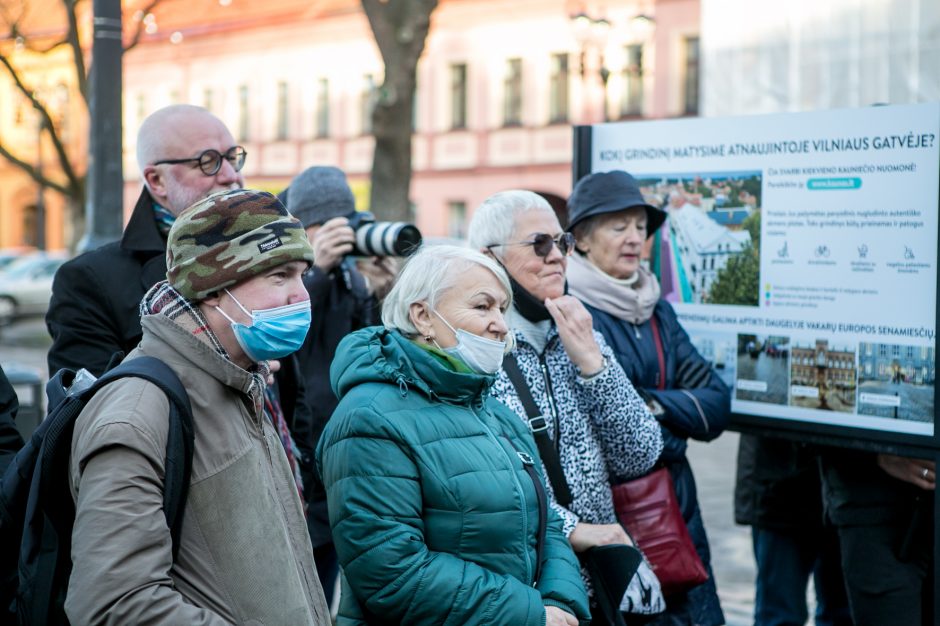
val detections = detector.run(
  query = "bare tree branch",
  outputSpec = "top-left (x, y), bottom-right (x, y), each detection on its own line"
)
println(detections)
top-left (0, 139), bottom-right (71, 196)
top-left (125, 0), bottom-right (163, 52)
top-left (62, 0), bottom-right (87, 102)
top-left (0, 53), bottom-right (83, 192)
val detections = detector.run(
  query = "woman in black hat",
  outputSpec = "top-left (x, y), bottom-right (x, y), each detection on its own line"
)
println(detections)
top-left (567, 170), bottom-right (731, 626)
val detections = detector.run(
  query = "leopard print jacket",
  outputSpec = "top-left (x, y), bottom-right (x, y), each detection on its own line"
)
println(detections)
top-left (492, 325), bottom-right (664, 536)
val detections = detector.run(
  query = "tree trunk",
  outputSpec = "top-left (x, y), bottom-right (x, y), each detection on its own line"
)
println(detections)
top-left (362, 0), bottom-right (437, 224)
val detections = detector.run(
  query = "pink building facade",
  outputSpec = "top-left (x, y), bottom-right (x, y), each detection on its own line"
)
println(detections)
top-left (122, 0), bottom-right (700, 236)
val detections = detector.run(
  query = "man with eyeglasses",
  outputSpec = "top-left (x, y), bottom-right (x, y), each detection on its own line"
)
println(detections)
top-left (47, 104), bottom-right (247, 376)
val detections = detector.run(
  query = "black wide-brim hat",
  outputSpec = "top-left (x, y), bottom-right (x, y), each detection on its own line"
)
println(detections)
top-left (567, 170), bottom-right (667, 238)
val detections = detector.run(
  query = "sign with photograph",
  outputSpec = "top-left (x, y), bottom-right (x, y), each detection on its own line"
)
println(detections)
top-left (574, 103), bottom-right (940, 451)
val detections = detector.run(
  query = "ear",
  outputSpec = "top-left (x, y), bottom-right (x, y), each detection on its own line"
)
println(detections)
top-left (143, 166), bottom-right (169, 204)
top-left (409, 301), bottom-right (433, 339)
top-left (202, 290), bottom-right (222, 307)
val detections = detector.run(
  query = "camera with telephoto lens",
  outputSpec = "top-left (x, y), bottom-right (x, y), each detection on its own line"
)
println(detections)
top-left (347, 211), bottom-right (422, 257)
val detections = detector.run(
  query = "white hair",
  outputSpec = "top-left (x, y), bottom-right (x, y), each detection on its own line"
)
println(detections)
top-left (467, 190), bottom-right (556, 255)
top-left (381, 243), bottom-right (512, 337)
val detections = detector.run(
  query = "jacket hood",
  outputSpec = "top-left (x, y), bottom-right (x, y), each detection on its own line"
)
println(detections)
top-left (331, 326), bottom-right (493, 405)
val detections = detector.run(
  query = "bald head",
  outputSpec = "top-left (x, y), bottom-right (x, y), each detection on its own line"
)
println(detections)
top-left (137, 104), bottom-right (244, 215)
top-left (136, 104), bottom-right (219, 171)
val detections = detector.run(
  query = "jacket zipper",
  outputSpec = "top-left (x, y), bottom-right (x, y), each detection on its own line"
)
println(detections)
top-left (471, 401), bottom-right (534, 584)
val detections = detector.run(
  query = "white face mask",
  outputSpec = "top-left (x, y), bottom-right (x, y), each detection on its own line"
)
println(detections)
top-left (432, 309), bottom-right (507, 375)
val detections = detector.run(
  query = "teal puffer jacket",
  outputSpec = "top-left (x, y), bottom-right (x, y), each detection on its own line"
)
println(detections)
top-left (317, 327), bottom-right (590, 626)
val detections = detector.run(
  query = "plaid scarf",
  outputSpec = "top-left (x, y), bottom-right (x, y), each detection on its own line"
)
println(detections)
top-left (264, 387), bottom-right (305, 507)
top-left (141, 281), bottom-right (305, 508)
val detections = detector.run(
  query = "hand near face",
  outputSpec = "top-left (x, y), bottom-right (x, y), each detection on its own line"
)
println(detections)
top-left (312, 217), bottom-right (355, 272)
top-left (545, 296), bottom-right (604, 376)
top-left (877, 454), bottom-right (935, 490)
top-left (545, 606), bottom-right (580, 626)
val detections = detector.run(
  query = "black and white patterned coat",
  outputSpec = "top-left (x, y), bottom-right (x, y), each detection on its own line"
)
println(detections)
top-left (492, 325), bottom-right (664, 535)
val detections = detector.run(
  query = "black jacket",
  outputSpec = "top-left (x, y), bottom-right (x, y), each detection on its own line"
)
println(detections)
top-left (0, 364), bottom-right (23, 476)
top-left (734, 435), bottom-right (826, 531)
top-left (295, 259), bottom-right (376, 546)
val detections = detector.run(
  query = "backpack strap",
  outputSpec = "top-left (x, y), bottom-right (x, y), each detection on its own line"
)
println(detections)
top-left (502, 353), bottom-right (573, 507)
top-left (88, 357), bottom-right (194, 558)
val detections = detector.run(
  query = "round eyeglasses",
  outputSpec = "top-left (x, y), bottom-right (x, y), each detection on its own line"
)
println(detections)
top-left (152, 146), bottom-right (247, 176)
top-left (487, 232), bottom-right (576, 258)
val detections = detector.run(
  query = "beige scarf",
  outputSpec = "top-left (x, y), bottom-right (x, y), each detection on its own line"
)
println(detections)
top-left (567, 252), bottom-right (661, 325)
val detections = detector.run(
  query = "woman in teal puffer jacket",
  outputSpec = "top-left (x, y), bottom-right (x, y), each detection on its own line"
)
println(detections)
top-left (317, 245), bottom-right (590, 626)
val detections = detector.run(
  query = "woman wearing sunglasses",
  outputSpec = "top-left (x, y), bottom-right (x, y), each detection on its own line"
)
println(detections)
top-left (566, 171), bottom-right (731, 626)
top-left (469, 190), bottom-right (664, 619)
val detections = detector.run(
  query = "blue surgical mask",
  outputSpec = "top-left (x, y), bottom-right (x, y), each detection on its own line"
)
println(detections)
top-left (432, 309), bottom-right (507, 375)
top-left (215, 289), bottom-right (312, 362)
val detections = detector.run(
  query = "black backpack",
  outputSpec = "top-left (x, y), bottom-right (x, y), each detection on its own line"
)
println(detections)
top-left (0, 356), bottom-right (194, 625)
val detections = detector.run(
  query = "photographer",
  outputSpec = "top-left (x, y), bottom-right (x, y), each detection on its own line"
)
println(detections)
top-left (282, 165), bottom-right (397, 605)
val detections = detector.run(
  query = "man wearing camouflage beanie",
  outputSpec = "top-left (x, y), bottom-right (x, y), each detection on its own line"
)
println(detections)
top-left (66, 189), bottom-right (330, 625)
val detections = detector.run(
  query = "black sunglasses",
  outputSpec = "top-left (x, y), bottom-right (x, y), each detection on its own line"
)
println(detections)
top-left (488, 232), bottom-right (575, 258)
top-left (153, 146), bottom-right (247, 176)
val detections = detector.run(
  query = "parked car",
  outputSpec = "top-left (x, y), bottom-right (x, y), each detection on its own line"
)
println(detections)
top-left (0, 253), bottom-right (67, 326)
top-left (0, 247), bottom-right (37, 273)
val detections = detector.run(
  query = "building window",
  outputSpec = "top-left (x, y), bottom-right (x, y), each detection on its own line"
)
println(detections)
top-left (276, 81), bottom-right (289, 140)
top-left (361, 74), bottom-right (376, 135)
top-left (503, 58), bottom-right (523, 126)
top-left (203, 88), bottom-right (214, 114)
top-left (238, 85), bottom-right (249, 142)
top-left (549, 53), bottom-right (569, 123)
top-left (621, 45), bottom-right (643, 116)
top-left (448, 201), bottom-right (467, 239)
top-left (450, 63), bottom-right (467, 129)
top-left (315, 78), bottom-right (329, 138)
top-left (683, 36), bottom-right (700, 115)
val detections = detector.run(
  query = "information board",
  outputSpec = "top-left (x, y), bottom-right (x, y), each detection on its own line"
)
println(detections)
top-left (574, 103), bottom-right (940, 451)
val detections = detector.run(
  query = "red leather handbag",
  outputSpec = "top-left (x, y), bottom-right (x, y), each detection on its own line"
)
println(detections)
top-left (610, 467), bottom-right (708, 596)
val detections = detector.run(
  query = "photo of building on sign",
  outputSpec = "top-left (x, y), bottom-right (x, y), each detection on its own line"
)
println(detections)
top-left (688, 331), bottom-right (737, 390)
top-left (735, 334), bottom-right (789, 405)
top-left (789, 340), bottom-right (857, 413)
top-left (637, 171), bottom-right (761, 306)
top-left (857, 342), bottom-right (935, 423)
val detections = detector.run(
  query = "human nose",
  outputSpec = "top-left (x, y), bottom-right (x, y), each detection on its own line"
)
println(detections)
top-left (543, 240), bottom-right (565, 263)
top-left (215, 155), bottom-right (241, 187)
top-left (491, 311), bottom-right (509, 337)
top-left (288, 276), bottom-right (310, 304)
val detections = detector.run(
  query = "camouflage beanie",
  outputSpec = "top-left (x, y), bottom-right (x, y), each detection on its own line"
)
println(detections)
top-left (166, 189), bottom-right (315, 301)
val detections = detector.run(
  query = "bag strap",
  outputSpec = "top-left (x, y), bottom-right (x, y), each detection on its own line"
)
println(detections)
top-left (90, 356), bottom-right (194, 558)
top-left (649, 315), bottom-right (666, 391)
top-left (502, 354), bottom-right (573, 507)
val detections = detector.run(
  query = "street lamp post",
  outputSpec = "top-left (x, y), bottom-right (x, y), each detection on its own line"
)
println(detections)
top-left (570, 11), bottom-right (610, 123)
top-left (79, 0), bottom-right (124, 253)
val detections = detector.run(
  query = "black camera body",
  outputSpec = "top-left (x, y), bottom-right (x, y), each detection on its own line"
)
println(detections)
top-left (347, 212), bottom-right (422, 257)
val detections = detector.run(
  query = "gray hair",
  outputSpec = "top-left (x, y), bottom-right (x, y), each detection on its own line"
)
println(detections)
top-left (467, 190), bottom-right (556, 256)
top-left (381, 243), bottom-right (512, 337)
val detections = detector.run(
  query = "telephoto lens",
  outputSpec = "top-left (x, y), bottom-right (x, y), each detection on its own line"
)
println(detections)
top-left (348, 212), bottom-right (422, 256)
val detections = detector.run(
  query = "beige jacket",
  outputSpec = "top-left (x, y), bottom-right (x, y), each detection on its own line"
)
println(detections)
top-left (67, 313), bottom-right (329, 625)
